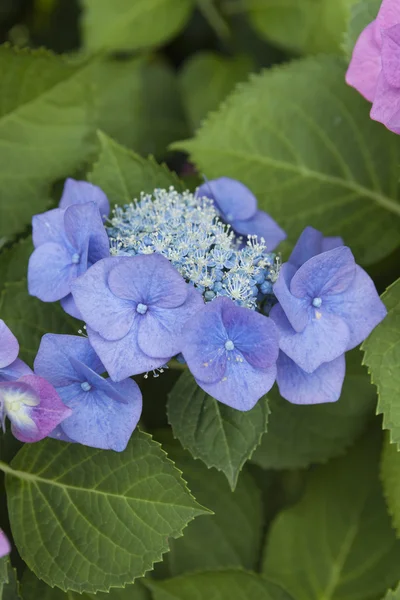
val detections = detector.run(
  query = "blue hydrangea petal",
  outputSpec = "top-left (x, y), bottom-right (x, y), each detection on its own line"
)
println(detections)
top-left (108, 254), bottom-right (188, 308)
top-left (60, 294), bottom-right (82, 319)
top-left (0, 358), bottom-right (32, 382)
top-left (325, 265), bottom-right (387, 350)
top-left (32, 208), bottom-right (67, 248)
top-left (68, 356), bottom-right (129, 405)
top-left (220, 299), bottom-right (279, 369)
top-left (59, 377), bottom-right (142, 452)
top-left (322, 236), bottom-right (344, 252)
top-left (195, 358), bottom-right (277, 411)
top-left (273, 263), bottom-right (310, 332)
top-left (63, 203), bottom-right (107, 270)
top-left (49, 425), bottom-right (75, 442)
top-left (137, 286), bottom-right (203, 359)
top-left (0, 320), bottom-right (19, 368)
top-left (182, 299), bottom-right (229, 384)
top-left (87, 325), bottom-right (167, 381)
top-left (270, 303), bottom-right (350, 373)
top-left (59, 178), bottom-right (110, 219)
top-left (28, 242), bottom-right (78, 301)
top-left (72, 258), bottom-right (136, 341)
top-left (276, 351), bottom-right (346, 404)
top-left (34, 334), bottom-right (104, 387)
top-left (231, 210), bottom-right (286, 250)
top-left (290, 246), bottom-right (356, 299)
top-left (288, 226), bottom-right (344, 269)
top-left (198, 177), bottom-right (257, 222)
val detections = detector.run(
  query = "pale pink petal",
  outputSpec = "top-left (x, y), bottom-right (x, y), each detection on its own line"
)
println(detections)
top-left (371, 72), bottom-right (400, 133)
top-left (381, 24), bottom-right (400, 87)
top-left (346, 21), bottom-right (382, 102)
top-left (375, 0), bottom-right (400, 44)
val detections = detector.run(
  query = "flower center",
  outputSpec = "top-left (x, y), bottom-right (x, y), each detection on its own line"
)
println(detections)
top-left (136, 303), bottom-right (148, 315)
top-left (312, 297), bottom-right (322, 308)
top-left (81, 381), bottom-right (91, 392)
top-left (71, 253), bottom-right (80, 264)
top-left (225, 340), bottom-right (235, 351)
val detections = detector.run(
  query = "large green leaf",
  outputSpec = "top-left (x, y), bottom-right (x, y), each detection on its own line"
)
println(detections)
top-left (252, 349), bottom-right (376, 469)
top-left (154, 431), bottom-right (263, 575)
top-left (0, 280), bottom-right (77, 367)
top-left (145, 570), bottom-right (294, 600)
top-left (180, 52), bottom-right (252, 131)
top-left (81, 0), bottom-right (194, 52)
top-left (88, 132), bottom-right (183, 207)
top-left (0, 562), bottom-right (19, 600)
top-left (0, 238), bottom-right (33, 295)
top-left (81, 57), bottom-right (187, 157)
top-left (21, 569), bottom-right (150, 599)
top-left (0, 45), bottom-right (94, 239)
top-left (381, 436), bottom-right (400, 538)
top-left (344, 0), bottom-right (381, 56)
top-left (175, 56), bottom-right (400, 265)
top-left (263, 431), bottom-right (400, 600)
top-left (167, 370), bottom-right (269, 490)
top-left (2, 431), bottom-right (207, 593)
top-left (362, 279), bottom-right (400, 443)
top-left (246, 0), bottom-right (357, 54)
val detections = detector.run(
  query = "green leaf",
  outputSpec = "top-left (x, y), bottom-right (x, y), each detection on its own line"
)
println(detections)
top-left (0, 45), bottom-right (95, 239)
top-left (167, 370), bottom-right (269, 490)
top-left (381, 436), bottom-right (400, 538)
top-left (252, 349), bottom-right (376, 469)
top-left (0, 280), bottom-right (77, 367)
top-left (154, 430), bottom-right (263, 575)
top-left (263, 431), bottom-right (400, 600)
top-left (344, 0), bottom-right (381, 56)
top-left (21, 569), bottom-right (150, 599)
top-left (382, 584), bottom-right (400, 600)
top-left (0, 562), bottom-right (19, 600)
top-left (175, 56), bottom-right (400, 265)
top-left (81, 57), bottom-right (188, 157)
top-left (2, 431), bottom-right (207, 594)
top-left (81, 0), bottom-right (194, 52)
top-left (88, 132), bottom-right (183, 207)
top-left (180, 52), bottom-right (252, 131)
top-left (145, 570), bottom-right (294, 600)
top-left (0, 238), bottom-right (33, 295)
top-left (362, 279), bottom-right (400, 443)
top-left (246, 0), bottom-right (357, 55)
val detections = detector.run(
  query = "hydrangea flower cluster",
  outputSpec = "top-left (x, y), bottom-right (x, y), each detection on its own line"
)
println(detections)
top-left (346, 0), bottom-right (400, 133)
top-left (107, 185), bottom-right (281, 310)
top-left (0, 530), bottom-right (10, 558)
top-left (23, 176), bottom-right (387, 452)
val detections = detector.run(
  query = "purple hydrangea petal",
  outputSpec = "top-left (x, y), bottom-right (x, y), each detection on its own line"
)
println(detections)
top-left (346, 21), bottom-right (382, 102)
top-left (63, 203), bottom-right (100, 271)
top-left (195, 358), bottom-right (277, 411)
top-left (381, 24), bottom-right (400, 88)
top-left (198, 177), bottom-right (257, 222)
top-left (72, 258), bottom-right (136, 341)
top-left (270, 303), bottom-right (350, 373)
top-left (60, 294), bottom-right (82, 319)
top-left (87, 325), bottom-right (167, 380)
top-left (67, 356), bottom-right (128, 404)
top-left (273, 263), bottom-right (310, 332)
top-left (32, 208), bottom-right (67, 248)
top-left (324, 265), bottom-right (387, 350)
top-left (0, 531), bottom-right (10, 558)
top-left (376, 0), bottom-right (400, 41)
top-left (49, 425), bottom-right (75, 443)
top-left (276, 351), bottom-right (346, 405)
top-left (220, 299), bottom-right (279, 369)
top-left (371, 69), bottom-right (400, 134)
top-left (0, 320), bottom-right (19, 368)
top-left (288, 226), bottom-right (324, 268)
top-left (59, 377), bottom-right (141, 451)
top-left (59, 178), bottom-right (110, 219)
top-left (0, 358), bottom-right (33, 382)
top-left (181, 298), bottom-right (231, 384)
top-left (231, 210), bottom-right (286, 250)
top-left (290, 246), bottom-right (356, 299)
top-left (34, 334), bottom-right (104, 387)
top-left (28, 242), bottom-right (78, 301)
top-left (107, 254), bottom-right (188, 308)
top-left (137, 286), bottom-right (203, 359)
top-left (2, 375), bottom-right (71, 443)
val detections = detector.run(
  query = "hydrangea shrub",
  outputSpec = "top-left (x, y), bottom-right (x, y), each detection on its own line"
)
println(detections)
top-left (0, 1), bottom-right (400, 599)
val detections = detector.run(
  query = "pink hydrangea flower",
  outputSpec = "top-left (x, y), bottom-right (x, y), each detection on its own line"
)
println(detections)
top-left (0, 531), bottom-right (10, 558)
top-left (346, 0), bottom-right (400, 134)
